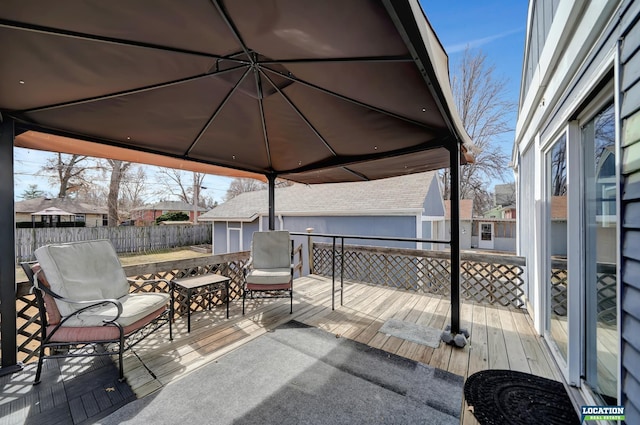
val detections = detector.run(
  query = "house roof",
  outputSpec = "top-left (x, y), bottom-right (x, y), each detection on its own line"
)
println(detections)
top-left (132, 201), bottom-right (207, 212)
top-left (200, 172), bottom-right (438, 221)
top-left (15, 197), bottom-right (107, 215)
top-left (444, 199), bottom-right (473, 220)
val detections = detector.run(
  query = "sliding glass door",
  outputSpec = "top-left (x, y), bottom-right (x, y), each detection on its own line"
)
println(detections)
top-left (546, 134), bottom-right (568, 362)
top-left (582, 102), bottom-right (618, 404)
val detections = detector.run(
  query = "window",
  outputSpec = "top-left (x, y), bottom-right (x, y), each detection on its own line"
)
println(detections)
top-left (546, 133), bottom-right (568, 362)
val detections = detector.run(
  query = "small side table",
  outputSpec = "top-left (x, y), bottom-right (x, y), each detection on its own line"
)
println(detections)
top-left (172, 274), bottom-right (230, 333)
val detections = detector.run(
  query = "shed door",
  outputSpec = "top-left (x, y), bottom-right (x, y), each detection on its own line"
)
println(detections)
top-left (478, 222), bottom-right (494, 249)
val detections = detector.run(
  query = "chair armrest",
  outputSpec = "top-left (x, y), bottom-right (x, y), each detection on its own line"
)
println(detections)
top-left (35, 278), bottom-right (123, 324)
top-left (243, 256), bottom-right (253, 277)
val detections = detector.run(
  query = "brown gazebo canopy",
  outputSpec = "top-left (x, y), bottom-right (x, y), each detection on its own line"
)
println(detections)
top-left (0, 0), bottom-right (471, 371)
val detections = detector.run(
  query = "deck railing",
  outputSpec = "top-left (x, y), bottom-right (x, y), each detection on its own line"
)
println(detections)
top-left (311, 242), bottom-right (527, 308)
top-left (13, 246), bottom-right (305, 364)
top-left (10, 235), bottom-right (530, 364)
top-left (550, 258), bottom-right (617, 325)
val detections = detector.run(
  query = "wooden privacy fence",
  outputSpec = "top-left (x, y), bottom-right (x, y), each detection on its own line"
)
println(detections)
top-left (15, 224), bottom-right (212, 262)
top-left (312, 243), bottom-right (527, 308)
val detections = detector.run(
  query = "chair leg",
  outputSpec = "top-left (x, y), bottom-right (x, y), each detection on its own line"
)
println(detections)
top-left (242, 287), bottom-right (246, 315)
top-left (34, 350), bottom-right (44, 385)
top-left (117, 330), bottom-right (125, 382)
top-left (169, 308), bottom-right (173, 341)
top-left (290, 289), bottom-right (293, 314)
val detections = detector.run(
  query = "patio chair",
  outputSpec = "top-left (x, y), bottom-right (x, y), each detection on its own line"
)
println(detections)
top-left (242, 231), bottom-right (293, 315)
top-left (21, 239), bottom-right (173, 384)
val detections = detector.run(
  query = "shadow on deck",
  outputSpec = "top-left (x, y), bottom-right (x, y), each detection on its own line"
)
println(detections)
top-left (1, 275), bottom-right (560, 425)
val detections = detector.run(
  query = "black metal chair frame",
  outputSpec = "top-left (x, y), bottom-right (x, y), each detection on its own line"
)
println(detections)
top-left (242, 239), bottom-right (294, 315)
top-left (21, 262), bottom-right (174, 384)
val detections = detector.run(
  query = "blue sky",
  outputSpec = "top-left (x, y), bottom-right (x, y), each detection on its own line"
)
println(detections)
top-left (13, 1), bottom-right (529, 202)
top-left (421, 0), bottom-right (529, 168)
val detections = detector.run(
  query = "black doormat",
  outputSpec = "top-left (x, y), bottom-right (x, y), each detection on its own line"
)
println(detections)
top-left (464, 370), bottom-right (580, 425)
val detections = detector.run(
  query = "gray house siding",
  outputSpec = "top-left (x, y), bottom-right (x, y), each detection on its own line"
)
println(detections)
top-left (213, 222), bottom-right (228, 254)
top-left (494, 237), bottom-right (516, 252)
top-left (422, 221), bottom-right (432, 240)
top-left (279, 215), bottom-right (418, 276)
top-left (242, 221), bottom-right (260, 252)
top-left (445, 220), bottom-right (472, 250)
top-left (423, 178), bottom-right (444, 216)
top-left (283, 215), bottom-right (418, 249)
top-left (522, 0), bottom-right (561, 103)
top-left (620, 0), bottom-right (640, 421)
top-left (212, 220), bottom-right (259, 254)
top-left (539, 1), bottom-right (621, 145)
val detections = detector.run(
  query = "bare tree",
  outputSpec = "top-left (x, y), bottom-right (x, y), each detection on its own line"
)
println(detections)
top-left (155, 169), bottom-right (193, 203)
top-left (104, 159), bottom-right (132, 226)
top-left (121, 166), bottom-right (150, 212)
top-left (441, 48), bottom-right (515, 215)
top-left (224, 177), bottom-right (267, 201)
top-left (41, 153), bottom-right (90, 198)
top-left (550, 140), bottom-right (567, 197)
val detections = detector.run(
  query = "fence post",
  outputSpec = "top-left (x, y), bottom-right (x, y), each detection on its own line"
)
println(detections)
top-left (306, 228), bottom-right (314, 274)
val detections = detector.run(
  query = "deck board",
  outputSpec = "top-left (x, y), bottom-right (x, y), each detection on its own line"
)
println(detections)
top-left (5, 275), bottom-right (561, 425)
top-left (125, 277), bottom-right (565, 425)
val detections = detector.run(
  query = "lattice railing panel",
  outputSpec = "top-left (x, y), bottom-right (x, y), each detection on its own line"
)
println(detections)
top-left (549, 262), bottom-right (616, 326)
top-left (597, 272), bottom-right (616, 326)
top-left (16, 294), bottom-right (41, 364)
top-left (550, 267), bottom-right (568, 317)
top-left (313, 244), bottom-right (526, 307)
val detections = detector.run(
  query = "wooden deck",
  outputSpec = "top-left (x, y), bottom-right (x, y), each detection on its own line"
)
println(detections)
top-left (118, 274), bottom-right (561, 424)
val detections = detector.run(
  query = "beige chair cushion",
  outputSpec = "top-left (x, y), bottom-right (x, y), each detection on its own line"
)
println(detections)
top-left (48, 307), bottom-right (167, 342)
top-left (34, 240), bottom-right (131, 317)
top-left (62, 292), bottom-right (170, 328)
top-left (246, 268), bottom-right (292, 285)
top-left (251, 231), bottom-right (291, 269)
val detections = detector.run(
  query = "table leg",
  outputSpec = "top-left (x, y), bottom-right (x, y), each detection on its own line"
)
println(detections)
top-left (226, 280), bottom-right (229, 319)
top-left (187, 288), bottom-right (192, 333)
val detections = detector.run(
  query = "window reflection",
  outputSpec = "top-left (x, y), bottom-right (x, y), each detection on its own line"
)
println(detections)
top-left (547, 134), bottom-right (568, 361)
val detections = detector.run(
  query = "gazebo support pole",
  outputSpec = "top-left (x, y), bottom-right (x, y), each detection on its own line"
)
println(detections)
top-left (267, 174), bottom-right (276, 231)
top-left (0, 116), bottom-right (21, 375)
top-left (441, 142), bottom-right (469, 348)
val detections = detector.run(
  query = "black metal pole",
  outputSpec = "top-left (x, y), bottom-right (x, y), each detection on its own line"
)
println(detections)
top-left (267, 174), bottom-right (276, 230)
top-left (332, 237), bottom-right (336, 310)
top-left (0, 116), bottom-right (20, 375)
top-left (340, 238), bottom-right (344, 306)
top-left (450, 143), bottom-right (461, 334)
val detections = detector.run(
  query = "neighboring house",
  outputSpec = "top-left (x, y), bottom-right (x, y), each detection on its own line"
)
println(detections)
top-left (513, 0), bottom-right (638, 417)
top-left (444, 199), bottom-right (473, 250)
top-left (15, 197), bottom-right (107, 227)
top-left (485, 183), bottom-right (517, 219)
top-left (130, 201), bottom-right (207, 225)
top-left (482, 205), bottom-right (517, 219)
top-left (199, 172), bottom-right (446, 260)
top-left (445, 199), bottom-right (516, 253)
